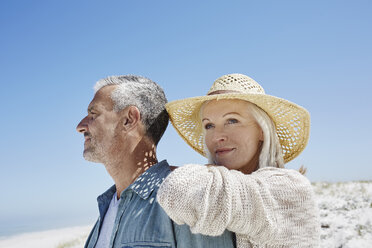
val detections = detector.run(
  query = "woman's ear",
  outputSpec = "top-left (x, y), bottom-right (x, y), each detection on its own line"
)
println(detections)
top-left (259, 129), bottom-right (264, 141)
top-left (122, 106), bottom-right (141, 132)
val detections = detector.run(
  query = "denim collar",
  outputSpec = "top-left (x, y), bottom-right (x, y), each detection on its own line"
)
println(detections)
top-left (129, 159), bottom-right (170, 199)
top-left (96, 160), bottom-right (170, 219)
top-left (97, 159), bottom-right (170, 203)
top-left (97, 185), bottom-right (116, 220)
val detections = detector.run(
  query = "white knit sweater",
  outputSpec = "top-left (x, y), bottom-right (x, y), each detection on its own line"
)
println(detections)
top-left (157, 164), bottom-right (320, 248)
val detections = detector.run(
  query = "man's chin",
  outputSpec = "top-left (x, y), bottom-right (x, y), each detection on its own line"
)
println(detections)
top-left (83, 150), bottom-right (102, 163)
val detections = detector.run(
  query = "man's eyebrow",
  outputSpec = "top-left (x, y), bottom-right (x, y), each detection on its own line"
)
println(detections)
top-left (88, 106), bottom-right (97, 113)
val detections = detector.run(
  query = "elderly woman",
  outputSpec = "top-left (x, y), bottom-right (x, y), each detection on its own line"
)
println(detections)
top-left (157, 74), bottom-right (320, 247)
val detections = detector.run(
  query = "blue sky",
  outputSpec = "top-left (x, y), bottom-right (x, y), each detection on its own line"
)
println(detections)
top-left (1, 0), bottom-right (371, 235)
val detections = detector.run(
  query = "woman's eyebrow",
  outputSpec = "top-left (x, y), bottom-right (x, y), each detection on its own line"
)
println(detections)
top-left (223, 112), bottom-right (241, 117)
top-left (202, 112), bottom-right (241, 121)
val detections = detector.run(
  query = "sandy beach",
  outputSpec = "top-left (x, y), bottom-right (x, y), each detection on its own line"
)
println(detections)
top-left (0, 225), bottom-right (92, 248)
top-left (314, 181), bottom-right (372, 247)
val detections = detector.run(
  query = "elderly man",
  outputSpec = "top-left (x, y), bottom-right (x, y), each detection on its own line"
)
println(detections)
top-left (76, 75), bottom-right (235, 248)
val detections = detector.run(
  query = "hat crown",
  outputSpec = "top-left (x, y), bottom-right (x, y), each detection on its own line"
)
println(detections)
top-left (208, 74), bottom-right (265, 95)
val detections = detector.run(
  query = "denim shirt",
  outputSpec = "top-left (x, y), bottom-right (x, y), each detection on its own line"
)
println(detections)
top-left (85, 160), bottom-right (236, 248)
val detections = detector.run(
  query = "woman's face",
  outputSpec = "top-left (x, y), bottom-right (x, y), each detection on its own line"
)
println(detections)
top-left (202, 99), bottom-right (263, 174)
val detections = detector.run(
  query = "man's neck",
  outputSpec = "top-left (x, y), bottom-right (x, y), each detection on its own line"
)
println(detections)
top-left (104, 141), bottom-right (158, 199)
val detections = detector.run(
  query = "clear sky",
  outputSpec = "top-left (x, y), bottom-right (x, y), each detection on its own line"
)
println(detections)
top-left (1, 0), bottom-right (371, 236)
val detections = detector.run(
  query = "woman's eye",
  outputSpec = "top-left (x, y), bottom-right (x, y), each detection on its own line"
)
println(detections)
top-left (204, 123), bottom-right (214, 130)
top-left (227, 118), bottom-right (238, 124)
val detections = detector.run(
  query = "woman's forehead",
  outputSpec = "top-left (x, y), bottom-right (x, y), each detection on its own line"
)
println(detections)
top-left (201, 99), bottom-right (254, 118)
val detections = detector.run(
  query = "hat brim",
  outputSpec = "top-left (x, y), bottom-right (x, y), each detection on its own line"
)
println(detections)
top-left (166, 92), bottom-right (310, 163)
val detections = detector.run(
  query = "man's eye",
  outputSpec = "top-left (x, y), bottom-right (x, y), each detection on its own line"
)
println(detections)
top-left (204, 123), bottom-right (214, 130)
top-left (227, 119), bottom-right (238, 124)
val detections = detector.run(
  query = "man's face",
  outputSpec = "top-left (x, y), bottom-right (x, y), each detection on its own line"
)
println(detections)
top-left (76, 85), bottom-right (121, 163)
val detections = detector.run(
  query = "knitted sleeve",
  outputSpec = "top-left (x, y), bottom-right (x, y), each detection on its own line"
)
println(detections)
top-left (157, 164), bottom-right (320, 245)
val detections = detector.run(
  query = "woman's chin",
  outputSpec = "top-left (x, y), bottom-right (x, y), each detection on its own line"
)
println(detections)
top-left (216, 161), bottom-right (238, 170)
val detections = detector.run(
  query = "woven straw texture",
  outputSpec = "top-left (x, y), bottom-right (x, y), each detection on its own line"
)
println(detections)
top-left (166, 74), bottom-right (310, 163)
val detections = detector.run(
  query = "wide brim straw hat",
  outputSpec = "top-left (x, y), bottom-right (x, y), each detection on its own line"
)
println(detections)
top-left (166, 73), bottom-right (310, 163)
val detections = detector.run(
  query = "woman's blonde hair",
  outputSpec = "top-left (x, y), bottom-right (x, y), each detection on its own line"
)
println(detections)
top-left (246, 102), bottom-right (285, 169)
top-left (201, 101), bottom-right (285, 170)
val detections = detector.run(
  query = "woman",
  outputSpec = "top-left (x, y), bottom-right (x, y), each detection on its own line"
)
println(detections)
top-left (157, 74), bottom-right (320, 247)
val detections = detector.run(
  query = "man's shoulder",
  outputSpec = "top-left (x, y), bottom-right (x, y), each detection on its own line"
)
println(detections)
top-left (128, 160), bottom-right (173, 199)
top-left (173, 223), bottom-right (236, 247)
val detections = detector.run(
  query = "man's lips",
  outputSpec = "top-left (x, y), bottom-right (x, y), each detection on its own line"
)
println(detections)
top-left (84, 133), bottom-right (91, 143)
top-left (215, 148), bottom-right (235, 156)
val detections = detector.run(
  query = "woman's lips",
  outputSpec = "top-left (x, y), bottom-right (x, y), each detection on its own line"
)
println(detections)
top-left (215, 148), bottom-right (235, 156)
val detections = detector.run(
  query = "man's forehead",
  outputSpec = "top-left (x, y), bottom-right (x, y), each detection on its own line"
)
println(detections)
top-left (88, 85), bottom-right (116, 111)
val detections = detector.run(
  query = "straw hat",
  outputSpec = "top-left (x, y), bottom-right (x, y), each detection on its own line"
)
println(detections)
top-left (166, 73), bottom-right (310, 163)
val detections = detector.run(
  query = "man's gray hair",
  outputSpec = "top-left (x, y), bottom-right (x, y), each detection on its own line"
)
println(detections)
top-left (94, 75), bottom-right (169, 145)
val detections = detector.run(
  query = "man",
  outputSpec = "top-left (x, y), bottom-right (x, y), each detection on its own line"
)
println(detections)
top-left (76, 75), bottom-right (236, 248)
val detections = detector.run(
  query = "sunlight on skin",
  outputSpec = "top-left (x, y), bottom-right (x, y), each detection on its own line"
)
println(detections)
top-left (135, 144), bottom-right (158, 175)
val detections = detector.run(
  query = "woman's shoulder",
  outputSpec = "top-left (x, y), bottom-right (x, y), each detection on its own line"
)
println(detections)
top-left (169, 164), bottom-right (308, 180)
top-left (252, 167), bottom-right (312, 188)
top-left (164, 164), bottom-right (312, 189)
top-left (253, 166), bottom-right (307, 177)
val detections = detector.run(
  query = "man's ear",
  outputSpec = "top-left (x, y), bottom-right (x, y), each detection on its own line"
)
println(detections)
top-left (122, 106), bottom-right (141, 132)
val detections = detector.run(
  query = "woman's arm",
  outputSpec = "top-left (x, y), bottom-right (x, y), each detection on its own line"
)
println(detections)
top-left (157, 164), bottom-right (320, 245)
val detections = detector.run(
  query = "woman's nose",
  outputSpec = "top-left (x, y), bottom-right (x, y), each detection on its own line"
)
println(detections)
top-left (76, 116), bottom-right (89, 133)
top-left (213, 129), bottom-right (227, 143)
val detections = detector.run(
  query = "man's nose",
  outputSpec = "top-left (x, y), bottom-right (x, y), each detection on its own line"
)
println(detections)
top-left (76, 116), bottom-right (88, 133)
